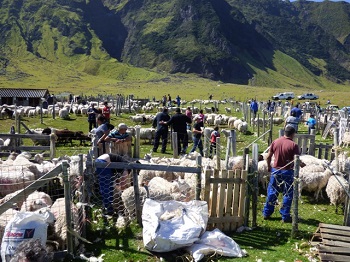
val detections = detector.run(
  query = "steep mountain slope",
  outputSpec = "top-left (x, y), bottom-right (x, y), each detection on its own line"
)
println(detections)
top-left (1, 0), bottom-right (350, 87)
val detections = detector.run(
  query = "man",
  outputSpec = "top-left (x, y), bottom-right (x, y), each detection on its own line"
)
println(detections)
top-left (250, 99), bottom-right (258, 119)
top-left (102, 101), bottom-right (111, 123)
top-left (95, 153), bottom-right (130, 215)
top-left (87, 103), bottom-right (99, 131)
top-left (161, 107), bottom-right (192, 155)
top-left (190, 116), bottom-right (204, 156)
top-left (152, 108), bottom-right (170, 153)
top-left (262, 125), bottom-right (305, 223)
top-left (291, 103), bottom-right (302, 119)
top-left (105, 123), bottom-right (130, 143)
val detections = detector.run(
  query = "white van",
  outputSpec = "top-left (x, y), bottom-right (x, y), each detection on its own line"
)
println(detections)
top-left (272, 92), bottom-right (295, 100)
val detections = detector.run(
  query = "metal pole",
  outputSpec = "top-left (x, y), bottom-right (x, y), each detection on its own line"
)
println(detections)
top-left (291, 155), bottom-right (300, 239)
top-left (172, 132), bottom-right (178, 158)
top-left (230, 130), bottom-right (236, 157)
top-left (132, 169), bottom-right (142, 226)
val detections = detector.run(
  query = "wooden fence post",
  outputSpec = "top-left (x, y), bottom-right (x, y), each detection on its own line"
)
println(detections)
top-left (225, 134), bottom-right (232, 170)
top-left (62, 160), bottom-right (74, 255)
top-left (292, 155), bottom-right (300, 239)
top-left (134, 126), bottom-right (140, 159)
top-left (252, 143), bottom-right (259, 228)
top-left (243, 147), bottom-right (250, 227)
top-left (172, 132), bottom-right (178, 158)
top-left (132, 169), bottom-right (142, 226)
top-left (49, 133), bottom-right (56, 159)
top-left (230, 130), bottom-right (236, 157)
top-left (204, 128), bottom-right (211, 158)
top-left (216, 137), bottom-right (221, 170)
top-left (195, 155), bottom-right (202, 200)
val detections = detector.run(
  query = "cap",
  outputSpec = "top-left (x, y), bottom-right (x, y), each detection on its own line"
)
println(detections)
top-left (118, 123), bottom-right (128, 129)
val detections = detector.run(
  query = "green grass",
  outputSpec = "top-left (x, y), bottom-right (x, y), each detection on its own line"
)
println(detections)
top-left (0, 107), bottom-right (346, 261)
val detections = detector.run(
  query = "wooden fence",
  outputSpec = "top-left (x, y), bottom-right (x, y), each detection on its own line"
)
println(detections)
top-left (0, 133), bottom-right (56, 158)
top-left (204, 169), bottom-right (247, 231)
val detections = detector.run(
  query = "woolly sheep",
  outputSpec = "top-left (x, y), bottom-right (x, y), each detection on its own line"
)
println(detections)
top-left (20, 191), bottom-right (53, 212)
top-left (237, 121), bottom-right (248, 134)
top-left (50, 198), bottom-right (79, 249)
top-left (58, 108), bottom-right (69, 119)
top-left (233, 119), bottom-right (243, 129)
top-left (299, 164), bottom-right (333, 201)
top-left (326, 172), bottom-right (349, 213)
top-left (342, 131), bottom-right (350, 147)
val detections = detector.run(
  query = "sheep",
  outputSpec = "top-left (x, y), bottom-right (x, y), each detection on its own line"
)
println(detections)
top-left (272, 118), bottom-right (284, 125)
top-left (20, 191), bottom-right (53, 211)
top-left (342, 131), bottom-right (350, 147)
top-left (225, 107), bottom-right (231, 113)
top-left (299, 164), bottom-right (333, 201)
top-left (139, 127), bottom-right (156, 143)
top-left (50, 198), bottom-right (79, 249)
top-left (58, 108), bottom-right (69, 119)
top-left (237, 121), bottom-right (248, 134)
top-left (228, 117), bottom-right (237, 128)
top-left (233, 119), bottom-right (243, 129)
top-left (326, 172), bottom-right (349, 213)
top-left (0, 166), bottom-right (36, 197)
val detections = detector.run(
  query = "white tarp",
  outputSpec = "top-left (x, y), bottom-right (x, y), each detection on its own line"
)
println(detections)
top-left (142, 199), bottom-right (208, 252)
top-left (186, 228), bottom-right (247, 261)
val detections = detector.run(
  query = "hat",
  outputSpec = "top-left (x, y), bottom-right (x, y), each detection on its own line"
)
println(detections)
top-left (175, 107), bottom-right (181, 113)
top-left (118, 123), bottom-right (128, 129)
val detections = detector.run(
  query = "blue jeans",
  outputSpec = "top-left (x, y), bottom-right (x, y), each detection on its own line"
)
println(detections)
top-left (96, 159), bottom-right (114, 214)
top-left (262, 168), bottom-right (294, 220)
top-left (190, 136), bottom-right (203, 156)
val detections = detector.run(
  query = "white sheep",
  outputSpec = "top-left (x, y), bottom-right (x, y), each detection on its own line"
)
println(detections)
top-left (237, 121), bottom-right (248, 134)
top-left (326, 172), bottom-right (349, 213)
top-left (228, 117), bottom-right (237, 129)
top-left (233, 119), bottom-right (243, 129)
top-left (225, 107), bottom-right (231, 113)
top-left (50, 198), bottom-right (79, 249)
top-left (299, 164), bottom-right (333, 201)
top-left (58, 108), bottom-right (69, 119)
top-left (20, 191), bottom-right (53, 211)
top-left (342, 131), bottom-right (350, 147)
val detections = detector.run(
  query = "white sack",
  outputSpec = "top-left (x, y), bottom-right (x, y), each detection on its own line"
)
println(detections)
top-left (1, 212), bottom-right (49, 261)
top-left (142, 199), bottom-right (208, 252)
top-left (186, 228), bottom-right (247, 261)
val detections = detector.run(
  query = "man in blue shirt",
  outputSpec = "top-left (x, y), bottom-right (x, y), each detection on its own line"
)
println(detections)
top-left (250, 99), bottom-right (258, 118)
top-left (291, 104), bottom-right (302, 119)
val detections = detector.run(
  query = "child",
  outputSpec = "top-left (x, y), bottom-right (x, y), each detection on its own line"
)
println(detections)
top-left (209, 126), bottom-right (220, 158)
top-left (306, 114), bottom-right (317, 134)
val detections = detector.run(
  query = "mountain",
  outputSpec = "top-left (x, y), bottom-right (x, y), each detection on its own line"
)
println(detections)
top-left (1, 0), bottom-right (350, 87)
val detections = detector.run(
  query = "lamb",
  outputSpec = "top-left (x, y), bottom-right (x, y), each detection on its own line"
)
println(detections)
top-left (326, 172), bottom-right (349, 213)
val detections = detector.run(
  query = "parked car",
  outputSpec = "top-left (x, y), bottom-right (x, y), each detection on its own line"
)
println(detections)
top-left (297, 93), bottom-right (319, 100)
top-left (272, 92), bottom-right (295, 100)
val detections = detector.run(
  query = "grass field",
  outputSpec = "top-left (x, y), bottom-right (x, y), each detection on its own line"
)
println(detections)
top-left (0, 105), bottom-right (345, 261)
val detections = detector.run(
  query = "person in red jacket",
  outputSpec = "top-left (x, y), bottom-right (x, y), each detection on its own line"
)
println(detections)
top-left (102, 101), bottom-right (111, 123)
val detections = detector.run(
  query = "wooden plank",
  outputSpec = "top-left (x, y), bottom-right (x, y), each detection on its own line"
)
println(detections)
top-left (321, 233), bottom-right (350, 243)
top-left (322, 239), bottom-right (350, 248)
top-left (225, 170), bottom-right (234, 232)
top-left (217, 170), bottom-right (227, 230)
top-left (319, 253), bottom-right (350, 262)
top-left (318, 245), bottom-right (350, 254)
top-left (207, 177), bottom-right (243, 184)
top-left (320, 228), bottom-right (350, 237)
top-left (232, 170), bottom-right (240, 230)
top-left (208, 216), bottom-right (244, 224)
top-left (210, 169), bottom-right (219, 222)
top-left (238, 170), bottom-right (248, 220)
top-left (318, 223), bottom-right (350, 231)
top-left (0, 146), bottom-right (50, 151)
top-left (204, 170), bottom-right (212, 205)
top-left (0, 133), bottom-right (50, 140)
